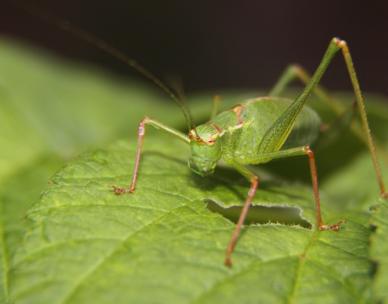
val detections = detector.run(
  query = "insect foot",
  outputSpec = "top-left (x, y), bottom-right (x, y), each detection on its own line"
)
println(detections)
top-left (112, 186), bottom-right (133, 195)
top-left (224, 257), bottom-right (233, 268)
top-left (381, 192), bottom-right (388, 200)
top-left (319, 220), bottom-right (345, 232)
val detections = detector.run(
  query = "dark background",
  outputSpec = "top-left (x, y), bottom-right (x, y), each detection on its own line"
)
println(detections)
top-left (1, 0), bottom-right (388, 96)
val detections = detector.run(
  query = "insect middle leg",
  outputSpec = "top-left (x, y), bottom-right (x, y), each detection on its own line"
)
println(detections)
top-left (224, 145), bottom-right (342, 267)
top-left (224, 163), bottom-right (259, 267)
top-left (113, 117), bottom-right (189, 194)
top-left (258, 146), bottom-right (343, 229)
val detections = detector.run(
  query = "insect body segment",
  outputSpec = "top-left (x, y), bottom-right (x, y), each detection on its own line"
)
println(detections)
top-left (113, 37), bottom-right (387, 267)
top-left (220, 98), bottom-right (321, 165)
top-left (188, 97), bottom-right (321, 172)
top-left (188, 105), bottom-right (242, 175)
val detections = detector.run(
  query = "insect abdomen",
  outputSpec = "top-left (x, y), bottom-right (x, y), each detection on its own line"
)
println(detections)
top-left (220, 97), bottom-right (321, 164)
top-left (283, 103), bottom-right (321, 149)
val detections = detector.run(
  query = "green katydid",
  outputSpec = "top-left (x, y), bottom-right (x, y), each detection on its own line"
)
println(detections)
top-left (111, 37), bottom-right (387, 267)
top-left (16, 5), bottom-right (386, 266)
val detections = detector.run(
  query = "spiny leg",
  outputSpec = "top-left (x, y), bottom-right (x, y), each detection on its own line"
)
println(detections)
top-left (224, 150), bottom-right (343, 267)
top-left (113, 117), bottom-right (189, 195)
top-left (304, 146), bottom-right (343, 231)
top-left (269, 64), bottom-right (357, 142)
top-left (224, 163), bottom-right (259, 267)
top-left (337, 39), bottom-right (387, 198)
top-left (270, 64), bottom-right (368, 148)
top-left (269, 64), bottom-right (344, 114)
top-left (293, 55), bottom-right (384, 192)
top-left (253, 146), bottom-right (343, 231)
top-left (112, 119), bottom-right (146, 194)
top-left (261, 38), bottom-right (386, 199)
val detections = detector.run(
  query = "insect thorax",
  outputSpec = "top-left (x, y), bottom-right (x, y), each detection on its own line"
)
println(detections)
top-left (187, 97), bottom-right (321, 171)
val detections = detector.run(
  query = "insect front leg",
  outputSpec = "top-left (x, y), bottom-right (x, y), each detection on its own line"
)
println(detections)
top-left (113, 117), bottom-right (190, 195)
top-left (224, 163), bottom-right (259, 267)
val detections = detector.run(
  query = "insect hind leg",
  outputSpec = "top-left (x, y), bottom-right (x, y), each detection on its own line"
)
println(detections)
top-left (268, 38), bottom-right (386, 199)
top-left (271, 63), bottom-right (372, 150)
top-left (269, 64), bottom-right (345, 115)
top-left (334, 38), bottom-right (387, 198)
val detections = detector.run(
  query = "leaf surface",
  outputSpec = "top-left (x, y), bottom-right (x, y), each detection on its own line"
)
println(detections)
top-left (0, 38), bottom-right (183, 303)
top-left (9, 137), bottom-right (375, 304)
top-left (0, 38), bottom-right (256, 302)
top-left (370, 203), bottom-right (388, 303)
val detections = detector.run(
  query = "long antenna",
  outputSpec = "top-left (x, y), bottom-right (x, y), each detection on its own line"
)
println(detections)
top-left (12, 1), bottom-right (197, 133)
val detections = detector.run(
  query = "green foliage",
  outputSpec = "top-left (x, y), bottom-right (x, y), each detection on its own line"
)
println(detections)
top-left (370, 203), bottom-right (388, 303)
top-left (0, 39), bottom-right (387, 303)
top-left (8, 138), bottom-right (375, 303)
top-left (0, 38), bottom-right (169, 303)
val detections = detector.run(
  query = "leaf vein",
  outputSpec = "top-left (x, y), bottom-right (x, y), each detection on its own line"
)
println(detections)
top-left (58, 205), bottom-right (187, 304)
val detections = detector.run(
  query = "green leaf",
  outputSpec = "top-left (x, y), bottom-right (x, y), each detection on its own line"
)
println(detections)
top-left (0, 36), bottom-right (202, 302)
top-left (0, 157), bottom-right (63, 303)
top-left (8, 137), bottom-right (375, 304)
top-left (0, 38), bottom-right (182, 157)
top-left (0, 37), bottom-right (161, 302)
top-left (0, 38), bottom-right (257, 302)
top-left (370, 203), bottom-right (388, 303)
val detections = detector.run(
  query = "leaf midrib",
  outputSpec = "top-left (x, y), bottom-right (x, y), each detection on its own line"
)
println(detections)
top-left (193, 226), bottom-right (366, 304)
top-left (58, 205), bottom-right (188, 304)
top-left (287, 230), bottom-right (319, 304)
